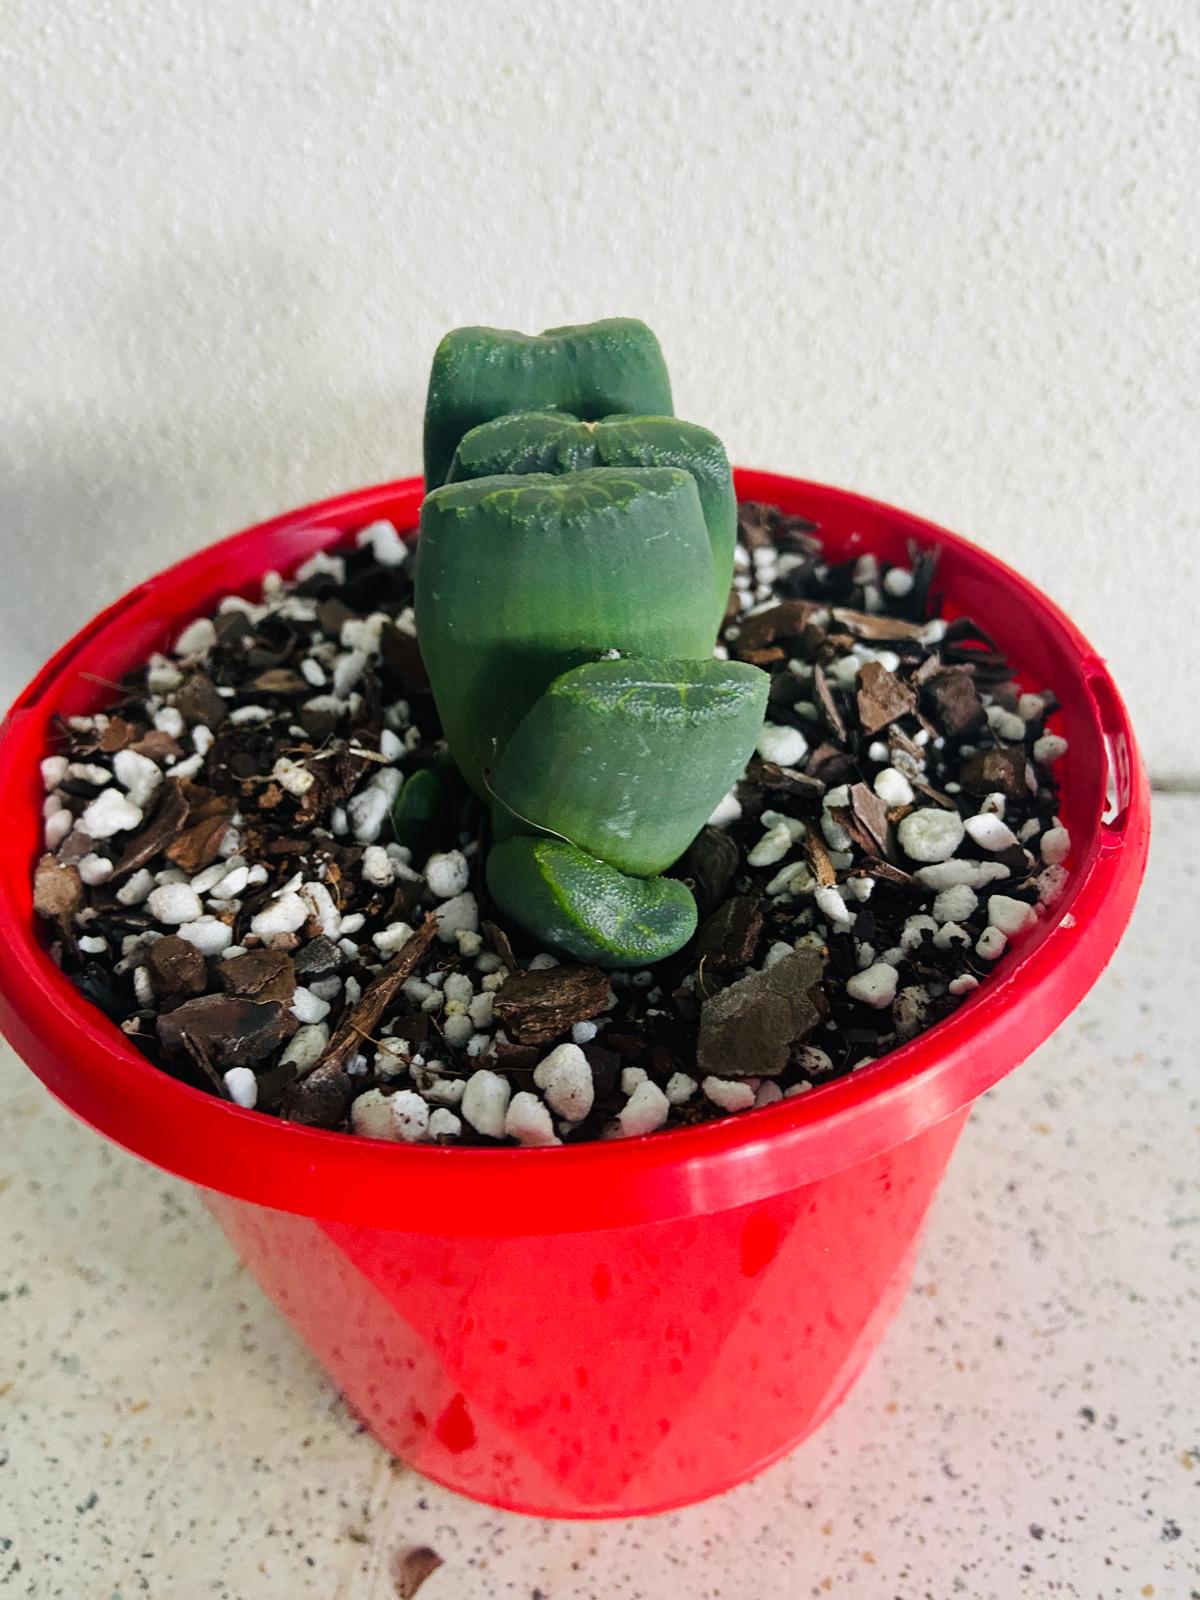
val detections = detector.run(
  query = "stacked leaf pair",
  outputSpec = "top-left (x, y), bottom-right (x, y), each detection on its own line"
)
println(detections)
top-left (416, 319), bottom-right (768, 966)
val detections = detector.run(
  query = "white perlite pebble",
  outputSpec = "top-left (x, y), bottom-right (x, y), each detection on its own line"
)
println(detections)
top-left (533, 1042), bottom-right (594, 1122)
top-left (949, 974), bottom-right (980, 995)
top-left (820, 789), bottom-right (853, 851)
top-left (702, 1076), bottom-right (755, 1113)
top-left (964, 813), bottom-right (1019, 851)
top-left (755, 1081), bottom-right (784, 1107)
top-left (177, 917), bottom-right (234, 955)
top-left (846, 962), bottom-right (899, 1009)
top-left (147, 658), bottom-right (184, 693)
top-left (897, 807), bottom-right (965, 863)
top-left (279, 1024), bottom-right (329, 1074)
top-left (1040, 826), bottom-right (1071, 865)
top-left (390, 1090), bottom-right (431, 1143)
top-left (147, 884), bottom-right (203, 925)
top-left (132, 966), bottom-right (154, 1007)
top-left (468, 992), bottom-right (495, 1028)
top-left (1017, 693), bottom-right (1044, 721)
top-left (373, 920), bottom-right (416, 956)
top-left (273, 757), bottom-right (316, 797)
top-left (462, 1069), bottom-right (511, 1138)
top-left (932, 883), bottom-right (978, 924)
top-left (216, 864), bottom-right (249, 902)
top-left (873, 766), bottom-right (915, 807)
top-left (756, 722), bottom-right (808, 768)
top-left (883, 566), bottom-right (914, 597)
top-left (223, 1067), bottom-right (258, 1108)
top-left (914, 859), bottom-right (1010, 891)
top-left (796, 1046), bottom-right (832, 1075)
top-left (766, 861), bottom-right (814, 897)
top-left (1033, 733), bottom-right (1068, 764)
top-left (67, 762), bottom-right (111, 787)
top-left (425, 850), bottom-right (470, 899)
top-left (154, 706), bottom-right (186, 739)
top-left (175, 617), bottom-right (217, 656)
top-left (1038, 864), bottom-right (1070, 906)
top-left (41, 755), bottom-right (69, 791)
top-left (814, 885), bottom-right (853, 927)
top-left (360, 844), bottom-right (394, 886)
top-left (434, 891), bottom-right (479, 944)
top-left (44, 810), bottom-right (72, 849)
top-left (80, 787), bottom-right (143, 839)
top-left (250, 892), bottom-right (309, 938)
top-left (933, 921), bottom-right (971, 951)
top-left (356, 518), bottom-right (408, 567)
top-left (113, 748), bottom-right (163, 810)
top-left (78, 853), bottom-right (114, 887)
top-left (443, 972), bottom-right (473, 1005)
top-left (980, 791), bottom-right (1007, 816)
top-left (116, 868), bottom-right (155, 906)
top-left (374, 1038), bottom-right (409, 1078)
top-left (428, 1108), bottom-right (462, 1140)
top-left (291, 986), bottom-right (331, 1025)
top-left (571, 1020), bottom-right (597, 1044)
top-left (976, 926), bottom-right (1007, 961)
top-left (748, 822), bottom-right (795, 868)
top-left (190, 862), bottom-right (229, 895)
top-left (349, 1089), bottom-right (395, 1140)
top-left (987, 895), bottom-right (1036, 936)
top-left (986, 704), bottom-right (1026, 742)
top-left (78, 935), bottom-right (108, 955)
top-left (333, 649), bottom-right (368, 700)
top-left (617, 1078), bottom-right (671, 1137)
top-left (707, 790), bottom-right (742, 829)
top-left (442, 1013), bottom-right (475, 1048)
top-left (505, 1091), bottom-right (559, 1146)
top-left (665, 1072), bottom-right (698, 1105)
top-left (296, 882), bottom-right (338, 939)
top-left (347, 768), bottom-right (403, 843)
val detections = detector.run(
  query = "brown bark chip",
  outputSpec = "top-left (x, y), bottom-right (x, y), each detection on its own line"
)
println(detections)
top-left (493, 965), bottom-right (611, 1046)
top-left (856, 660), bottom-right (917, 735)
top-left (145, 936), bottom-right (209, 1000)
top-left (157, 994), bottom-right (297, 1071)
top-left (697, 949), bottom-right (827, 1079)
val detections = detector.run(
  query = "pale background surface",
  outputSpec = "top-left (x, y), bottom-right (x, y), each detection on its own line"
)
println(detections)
top-left (2, 0), bottom-right (1197, 779)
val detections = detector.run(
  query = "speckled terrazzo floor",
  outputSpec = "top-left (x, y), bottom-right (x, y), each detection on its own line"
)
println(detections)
top-left (1, 795), bottom-right (1196, 1600)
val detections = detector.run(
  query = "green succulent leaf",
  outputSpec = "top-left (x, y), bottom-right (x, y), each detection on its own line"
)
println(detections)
top-left (447, 412), bottom-right (736, 630)
top-left (422, 318), bottom-right (673, 489)
top-left (416, 468), bottom-right (718, 796)
top-left (490, 656), bottom-right (769, 876)
top-left (486, 836), bottom-right (698, 968)
top-left (392, 764), bottom-right (448, 864)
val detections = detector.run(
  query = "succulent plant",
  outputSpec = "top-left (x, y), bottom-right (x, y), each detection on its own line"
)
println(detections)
top-left (413, 318), bottom-right (767, 967)
top-left (422, 318), bottom-right (673, 490)
top-left (446, 411), bottom-right (736, 631)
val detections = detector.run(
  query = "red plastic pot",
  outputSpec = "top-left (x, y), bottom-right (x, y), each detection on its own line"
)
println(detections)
top-left (0, 471), bottom-right (1149, 1517)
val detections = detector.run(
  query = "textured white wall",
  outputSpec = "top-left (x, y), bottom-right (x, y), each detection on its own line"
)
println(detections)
top-left (3, 0), bottom-right (1196, 778)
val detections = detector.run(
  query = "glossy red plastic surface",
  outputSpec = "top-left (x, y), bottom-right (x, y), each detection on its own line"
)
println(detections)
top-left (0, 472), bottom-right (1150, 1515)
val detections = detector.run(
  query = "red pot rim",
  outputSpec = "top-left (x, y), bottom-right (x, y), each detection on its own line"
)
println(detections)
top-left (0, 470), bottom-right (1150, 1234)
